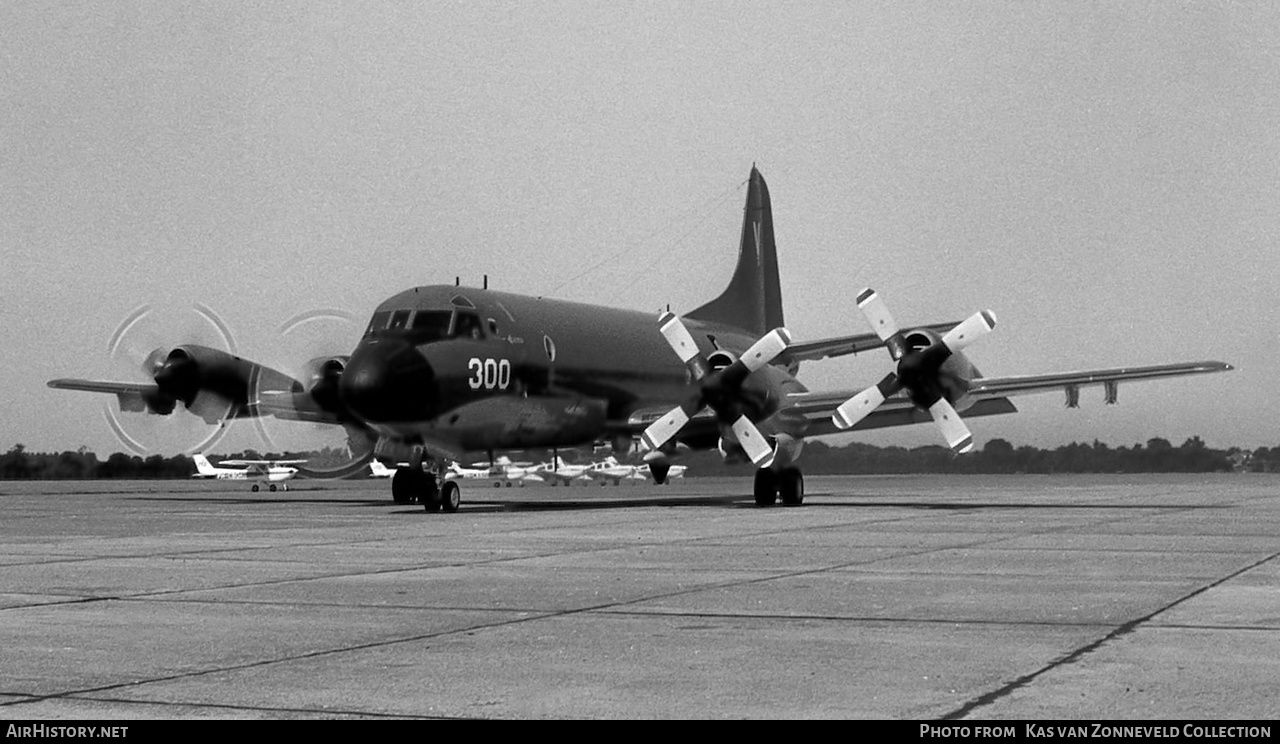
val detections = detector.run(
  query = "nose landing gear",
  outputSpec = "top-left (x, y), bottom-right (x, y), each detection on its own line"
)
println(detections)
top-left (391, 463), bottom-right (461, 513)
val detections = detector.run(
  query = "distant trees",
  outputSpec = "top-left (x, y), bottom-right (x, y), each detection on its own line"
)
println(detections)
top-left (1, 444), bottom-right (192, 479)
top-left (0, 437), bottom-right (1257, 480)
top-left (678, 435), bottom-right (1240, 476)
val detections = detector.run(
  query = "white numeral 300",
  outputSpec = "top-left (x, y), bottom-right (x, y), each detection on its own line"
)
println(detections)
top-left (468, 358), bottom-right (511, 390)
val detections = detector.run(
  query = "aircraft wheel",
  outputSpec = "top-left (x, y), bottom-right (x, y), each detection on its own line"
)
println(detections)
top-left (269, 484), bottom-right (277, 493)
top-left (493, 481), bottom-right (502, 488)
top-left (753, 468), bottom-right (778, 507)
top-left (440, 481), bottom-right (461, 513)
top-left (505, 481), bottom-right (512, 487)
top-left (251, 484), bottom-right (260, 493)
top-left (779, 468), bottom-right (804, 506)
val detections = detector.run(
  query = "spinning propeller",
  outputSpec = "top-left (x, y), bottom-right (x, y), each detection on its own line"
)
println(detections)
top-left (831, 289), bottom-right (996, 454)
top-left (640, 312), bottom-right (791, 467)
top-left (101, 303), bottom-right (244, 454)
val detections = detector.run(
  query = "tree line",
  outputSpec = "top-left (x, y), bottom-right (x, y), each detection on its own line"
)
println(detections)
top-left (1, 438), bottom-right (1277, 480)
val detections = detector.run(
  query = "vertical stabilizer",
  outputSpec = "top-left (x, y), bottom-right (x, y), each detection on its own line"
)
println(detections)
top-left (686, 166), bottom-right (784, 335)
top-left (193, 454), bottom-right (215, 475)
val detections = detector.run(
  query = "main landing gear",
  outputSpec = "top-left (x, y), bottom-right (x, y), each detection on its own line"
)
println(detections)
top-left (753, 467), bottom-right (804, 507)
top-left (392, 466), bottom-right (461, 513)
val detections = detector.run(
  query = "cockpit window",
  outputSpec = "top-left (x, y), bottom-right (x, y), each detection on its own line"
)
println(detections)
top-left (365, 311), bottom-right (392, 336)
top-left (452, 312), bottom-right (484, 340)
top-left (411, 310), bottom-right (453, 342)
top-left (388, 310), bottom-right (413, 330)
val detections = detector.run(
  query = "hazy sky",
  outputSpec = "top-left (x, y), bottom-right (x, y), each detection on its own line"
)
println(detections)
top-left (3, 2), bottom-right (1277, 457)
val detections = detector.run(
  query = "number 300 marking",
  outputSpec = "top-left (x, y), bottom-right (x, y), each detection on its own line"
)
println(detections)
top-left (468, 358), bottom-right (511, 390)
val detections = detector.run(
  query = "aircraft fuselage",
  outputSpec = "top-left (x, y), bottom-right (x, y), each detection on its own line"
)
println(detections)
top-left (338, 286), bottom-right (785, 453)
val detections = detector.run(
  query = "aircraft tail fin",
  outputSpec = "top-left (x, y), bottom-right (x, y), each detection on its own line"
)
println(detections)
top-left (193, 454), bottom-right (216, 476)
top-left (686, 166), bottom-right (784, 336)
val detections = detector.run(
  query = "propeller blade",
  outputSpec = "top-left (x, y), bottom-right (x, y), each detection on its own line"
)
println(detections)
top-left (739, 327), bottom-right (792, 373)
top-left (641, 403), bottom-right (694, 452)
top-left (941, 310), bottom-right (997, 353)
top-left (658, 312), bottom-right (709, 380)
top-left (927, 397), bottom-right (973, 453)
top-left (832, 373), bottom-right (900, 430)
top-left (857, 288), bottom-right (900, 342)
top-left (730, 415), bottom-right (774, 467)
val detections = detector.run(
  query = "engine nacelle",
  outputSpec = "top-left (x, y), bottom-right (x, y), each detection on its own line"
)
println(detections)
top-left (148, 344), bottom-right (303, 418)
top-left (301, 356), bottom-right (348, 390)
top-left (706, 350), bottom-right (737, 372)
top-left (301, 355), bottom-right (349, 414)
top-left (900, 329), bottom-right (981, 411)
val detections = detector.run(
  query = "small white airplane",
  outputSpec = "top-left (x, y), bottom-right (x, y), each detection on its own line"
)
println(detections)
top-left (585, 456), bottom-right (648, 486)
top-left (446, 460), bottom-right (545, 487)
top-left (192, 454), bottom-right (304, 492)
top-left (533, 456), bottom-right (595, 486)
top-left (368, 460), bottom-right (395, 478)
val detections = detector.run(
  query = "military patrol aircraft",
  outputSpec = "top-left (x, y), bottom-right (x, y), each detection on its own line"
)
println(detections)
top-left (49, 167), bottom-right (1232, 512)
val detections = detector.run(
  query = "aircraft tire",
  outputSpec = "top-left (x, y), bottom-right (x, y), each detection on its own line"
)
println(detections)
top-left (779, 469), bottom-right (804, 506)
top-left (440, 481), bottom-right (461, 513)
top-left (251, 484), bottom-right (260, 493)
top-left (753, 469), bottom-right (778, 506)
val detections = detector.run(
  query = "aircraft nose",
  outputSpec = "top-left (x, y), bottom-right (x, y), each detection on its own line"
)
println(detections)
top-left (340, 338), bottom-right (436, 423)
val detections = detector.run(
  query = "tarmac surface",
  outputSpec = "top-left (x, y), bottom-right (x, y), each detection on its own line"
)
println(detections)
top-left (0, 473), bottom-right (1277, 720)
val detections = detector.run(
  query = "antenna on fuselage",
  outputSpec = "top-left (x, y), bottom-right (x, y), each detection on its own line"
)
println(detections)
top-left (483, 274), bottom-right (488, 290)
top-left (455, 277), bottom-right (460, 287)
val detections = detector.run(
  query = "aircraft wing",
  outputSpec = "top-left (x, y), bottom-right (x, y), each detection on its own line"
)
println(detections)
top-left (252, 391), bottom-right (345, 425)
top-left (585, 469), bottom-right (627, 484)
top-left (221, 459), bottom-right (309, 466)
top-left (784, 360), bottom-right (1231, 439)
top-left (47, 379), bottom-right (160, 413)
top-left (963, 361), bottom-right (1233, 399)
top-left (778, 321), bottom-right (961, 365)
top-left (784, 391), bottom-right (1020, 439)
top-left (538, 468), bottom-right (586, 484)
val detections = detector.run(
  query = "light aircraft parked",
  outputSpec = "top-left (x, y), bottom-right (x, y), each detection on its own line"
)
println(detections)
top-left (444, 459), bottom-right (543, 486)
top-left (191, 454), bottom-right (302, 492)
top-left (533, 456), bottom-right (595, 487)
top-left (368, 460), bottom-right (395, 478)
top-left (50, 167), bottom-right (1231, 512)
top-left (585, 456), bottom-right (648, 485)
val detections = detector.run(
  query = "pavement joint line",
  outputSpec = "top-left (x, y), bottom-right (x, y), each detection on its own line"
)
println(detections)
top-left (940, 548), bottom-right (1280, 720)
top-left (0, 692), bottom-right (461, 720)
top-left (0, 609), bottom-right (565, 709)
top-left (1, 531), bottom-right (1108, 709)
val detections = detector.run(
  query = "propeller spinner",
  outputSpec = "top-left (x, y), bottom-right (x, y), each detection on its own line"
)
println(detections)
top-left (641, 312), bottom-right (791, 467)
top-left (831, 289), bottom-right (996, 454)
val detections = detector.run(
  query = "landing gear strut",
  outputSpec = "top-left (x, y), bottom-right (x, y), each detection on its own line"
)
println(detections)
top-left (391, 464), bottom-right (460, 513)
top-left (754, 467), bottom-right (804, 507)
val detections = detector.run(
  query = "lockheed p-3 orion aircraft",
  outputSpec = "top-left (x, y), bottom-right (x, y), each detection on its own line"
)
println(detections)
top-left (49, 167), bottom-right (1231, 512)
